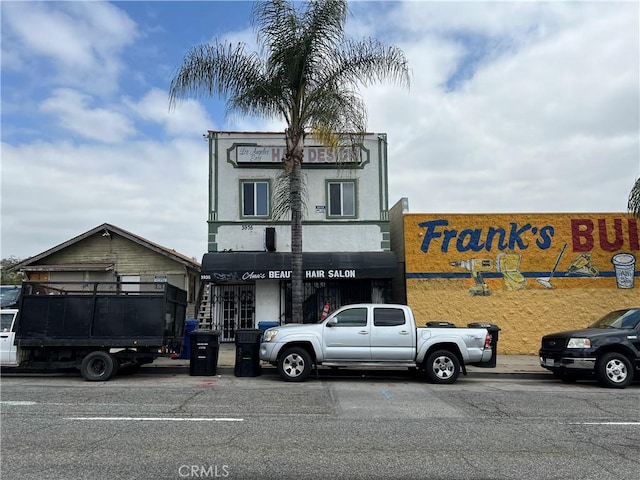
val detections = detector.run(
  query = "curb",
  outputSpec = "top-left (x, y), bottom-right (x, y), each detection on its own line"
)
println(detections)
top-left (142, 364), bottom-right (551, 380)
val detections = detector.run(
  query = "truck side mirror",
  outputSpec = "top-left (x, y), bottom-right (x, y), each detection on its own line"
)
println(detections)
top-left (325, 319), bottom-right (336, 328)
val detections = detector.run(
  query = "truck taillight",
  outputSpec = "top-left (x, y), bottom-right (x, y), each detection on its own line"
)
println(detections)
top-left (484, 333), bottom-right (492, 348)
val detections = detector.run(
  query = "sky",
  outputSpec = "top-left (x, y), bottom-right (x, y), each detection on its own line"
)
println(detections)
top-left (1, 0), bottom-right (639, 263)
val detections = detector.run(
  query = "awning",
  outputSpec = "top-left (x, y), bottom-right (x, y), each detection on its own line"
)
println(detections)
top-left (201, 251), bottom-right (397, 282)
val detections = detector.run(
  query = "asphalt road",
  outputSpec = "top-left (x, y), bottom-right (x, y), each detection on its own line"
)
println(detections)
top-left (1, 370), bottom-right (638, 480)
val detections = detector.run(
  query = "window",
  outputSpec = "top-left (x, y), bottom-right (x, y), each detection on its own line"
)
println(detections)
top-left (242, 181), bottom-right (269, 217)
top-left (334, 307), bottom-right (367, 326)
top-left (374, 308), bottom-right (406, 327)
top-left (327, 181), bottom-right (355, 217)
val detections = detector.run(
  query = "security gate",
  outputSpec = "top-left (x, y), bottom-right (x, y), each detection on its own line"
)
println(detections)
top-left (209, 284), bottom-right (255, 342)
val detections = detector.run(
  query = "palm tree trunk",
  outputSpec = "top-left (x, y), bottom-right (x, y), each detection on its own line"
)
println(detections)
top-left (286, 128), bottom-right (304, 324)
top-left (290, 161), bottom-right (303, 324)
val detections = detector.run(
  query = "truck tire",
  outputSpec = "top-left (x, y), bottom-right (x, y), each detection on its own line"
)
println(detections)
top-left (597, 352), bottom-right (633, 388)
top-left (278, 347), bottom-right (312, 382)
top-left (80, 351), bottom-right (116, 382)
top-left (425, 350), bottom-right (460, 384)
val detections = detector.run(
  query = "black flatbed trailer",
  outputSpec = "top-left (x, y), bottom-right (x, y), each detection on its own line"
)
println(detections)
top-left (10, 281), bottom-right (187, 381)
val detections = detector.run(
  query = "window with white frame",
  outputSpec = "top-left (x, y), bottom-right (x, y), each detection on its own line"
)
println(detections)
top-left (241, 181), bottom-right (270, 217)
top-left (327, 181), bottom-right (356, 217)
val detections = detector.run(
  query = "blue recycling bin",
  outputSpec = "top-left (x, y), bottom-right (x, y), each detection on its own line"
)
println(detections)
top-left (180, 319), bottom-right (200, 359)
top-left (258, 321), bottom-right (279, 332)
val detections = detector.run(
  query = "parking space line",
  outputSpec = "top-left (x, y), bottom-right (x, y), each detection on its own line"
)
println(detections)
top-left (65, 417), bottom-right (244, 422)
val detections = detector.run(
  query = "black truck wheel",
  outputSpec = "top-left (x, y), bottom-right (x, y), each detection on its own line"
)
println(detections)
top-left (425, 350), bottom-right (461, 384)
top-left (277, 347), bottom-right (312, 382)
top-left (80, 351), bottom-right (116, 382)
top-left (597, 352), bottom-right (633, 388)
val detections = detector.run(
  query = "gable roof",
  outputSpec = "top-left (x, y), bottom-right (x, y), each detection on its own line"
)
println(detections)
top-left (12, 223), bottom-right (200, 271)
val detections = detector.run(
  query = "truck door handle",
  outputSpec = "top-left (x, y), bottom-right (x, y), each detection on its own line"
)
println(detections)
top-left (399, 331), bottom-right (410, 335)
top-left (358, 330), bottom-right (369, 335)
top-left (0, 335), bottom-right (8, 339)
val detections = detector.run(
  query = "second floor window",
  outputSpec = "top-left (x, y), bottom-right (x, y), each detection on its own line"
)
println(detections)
top-left (242, 181), bottom-right (269, 217)
top-left (328, 181), bottom-right (356, 217)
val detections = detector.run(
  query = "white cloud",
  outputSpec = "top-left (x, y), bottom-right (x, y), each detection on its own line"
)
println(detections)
top-left (39, 89), bottom-right (136, 143)
top-left (128, 88), bottom-right (214, 137)
top-left (360, 2), bottom-right (639, 214)
top-left (1, 1), bottom-right (137, 93)
top-left (0, 138), bottom-right (208, 260)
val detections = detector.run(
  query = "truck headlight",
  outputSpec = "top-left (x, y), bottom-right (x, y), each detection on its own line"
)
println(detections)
top-left (263, 330), bottom-right (278, 342)
top-left (567, 338), bottom-right (591, 348)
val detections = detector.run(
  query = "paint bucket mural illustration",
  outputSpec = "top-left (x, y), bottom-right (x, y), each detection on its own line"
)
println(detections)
top-left (611, 253), bottom-right (636, 289)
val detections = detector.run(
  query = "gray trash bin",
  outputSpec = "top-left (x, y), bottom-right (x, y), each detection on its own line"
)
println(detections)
top-left (468, 322), bottom-right (501, 368)
top-left (189, 330), bottom-right (220, 376)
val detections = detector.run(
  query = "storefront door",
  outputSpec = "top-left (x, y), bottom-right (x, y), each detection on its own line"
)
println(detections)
top-left (210, 284), bottom-right (255, 342)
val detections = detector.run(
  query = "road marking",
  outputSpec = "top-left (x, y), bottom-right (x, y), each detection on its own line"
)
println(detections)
top-left (0, 401), bottom-right (37, 406)
top-left (380, 389), bottom-right (392, 400)
top-left (572, 422), bottom-right (640, 426)
top-left (65, 417), bottom-right (244, 422)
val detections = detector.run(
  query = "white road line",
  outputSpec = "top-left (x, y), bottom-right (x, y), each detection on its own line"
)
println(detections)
top-left (572, 422), bottom-right (640, 425)
top-left (65, 417), bottom-right (244, 422)
top-left (0, 401), bottom-right (37, 406)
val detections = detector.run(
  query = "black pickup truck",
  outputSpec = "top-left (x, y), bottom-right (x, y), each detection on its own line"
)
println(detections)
top-left (539, 308), bottom-right (640, 388)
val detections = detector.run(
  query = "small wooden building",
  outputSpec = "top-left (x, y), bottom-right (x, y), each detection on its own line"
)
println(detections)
top-left (12, 223), bottom-right (201, 317)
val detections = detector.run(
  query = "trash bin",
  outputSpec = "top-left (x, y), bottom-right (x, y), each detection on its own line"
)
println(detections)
top-left (468, 322), bottom-right (501, 368)
top-left (189, 330), bottom-right (220, 376)
top-left (426, 321), bottom-right (457, 328)
top-left (234, 328), bottom-right (262, 377)
top-left (258, 321), bottom-right (279, 332)
top-left (180, 319), bottom-right (200, 359)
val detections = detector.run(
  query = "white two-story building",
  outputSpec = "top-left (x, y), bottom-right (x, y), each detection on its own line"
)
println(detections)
top-left (198, 131), bottom-right (398, 341)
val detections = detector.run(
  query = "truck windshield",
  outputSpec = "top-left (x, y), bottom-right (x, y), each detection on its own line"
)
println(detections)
top-left (590, 309), bottom-right (640, 329)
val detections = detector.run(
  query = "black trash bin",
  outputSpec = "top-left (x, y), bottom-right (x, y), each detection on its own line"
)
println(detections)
top-left (468, 322), bottom-right (501, 368)
top-left (189, 330), bottom-right (220, 376)
top-left (234, 329), bottom-right (262, 377)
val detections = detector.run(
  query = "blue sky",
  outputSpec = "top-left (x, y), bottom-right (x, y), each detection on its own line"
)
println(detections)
top-left (1, 1), bottom-right (639, 262)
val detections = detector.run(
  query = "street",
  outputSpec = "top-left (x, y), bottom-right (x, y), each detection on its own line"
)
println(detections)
top-left (1, 369), bottom-right (638, 480)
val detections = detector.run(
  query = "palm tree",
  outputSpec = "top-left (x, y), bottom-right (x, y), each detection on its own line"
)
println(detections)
top-left (169, 0), bottom-right (409, 323)
top-left (629, 178), bottom-right (640, 219)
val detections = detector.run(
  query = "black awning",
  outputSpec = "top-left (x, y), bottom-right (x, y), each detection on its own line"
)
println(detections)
top-left (201, 251), bottom-right (397, 282)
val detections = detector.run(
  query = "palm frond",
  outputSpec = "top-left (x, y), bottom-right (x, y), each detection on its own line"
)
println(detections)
top-left (271, 169), bottom-right (307, 222)
top-left (168, 42), bottom-right (264, 110)
top-left (629, 178), bottom-right (640, 219)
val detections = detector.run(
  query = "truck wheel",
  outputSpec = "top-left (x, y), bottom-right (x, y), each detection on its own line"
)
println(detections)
top-left (278, 347), bottom-right (312, 382)
top-left (597, 352), bottom-right (632, 388)
top-left (80, 351), bottom-right (116, 382)
top-left (425, 350), bottom-right (460, 384)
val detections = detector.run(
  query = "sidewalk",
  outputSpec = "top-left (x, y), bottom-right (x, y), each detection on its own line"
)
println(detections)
top-left (150, 344), bottom-right (549, 379)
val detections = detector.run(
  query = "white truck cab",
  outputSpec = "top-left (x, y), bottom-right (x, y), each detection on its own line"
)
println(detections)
top-left (0, 308), bottom-right (18, 366)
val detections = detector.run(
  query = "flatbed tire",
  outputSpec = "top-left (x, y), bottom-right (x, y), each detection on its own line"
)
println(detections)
top-left (80, 351), bottom-right (116, 382)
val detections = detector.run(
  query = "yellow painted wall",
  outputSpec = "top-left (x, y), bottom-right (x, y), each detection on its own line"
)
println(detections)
top-left (403, 213), bottom-right (639, 354)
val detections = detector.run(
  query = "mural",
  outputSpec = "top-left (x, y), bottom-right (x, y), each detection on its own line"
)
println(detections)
top-left (404, 214), bottom-right (639, 295)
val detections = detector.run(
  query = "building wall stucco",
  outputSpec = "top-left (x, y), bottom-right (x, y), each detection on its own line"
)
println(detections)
top-left (399, 211), bottom-right (639, 354)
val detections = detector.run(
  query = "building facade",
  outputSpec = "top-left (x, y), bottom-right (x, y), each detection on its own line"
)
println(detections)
top-left (13, 223), bottom-right (201, 318)
top-left (390, 199), bottom-right (640, 354)
top-left (198, 131), bottom-right (397, 341)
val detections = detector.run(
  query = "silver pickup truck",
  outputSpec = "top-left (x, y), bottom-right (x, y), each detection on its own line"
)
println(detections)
top-left (260, 303), bottom-right (493, 383)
